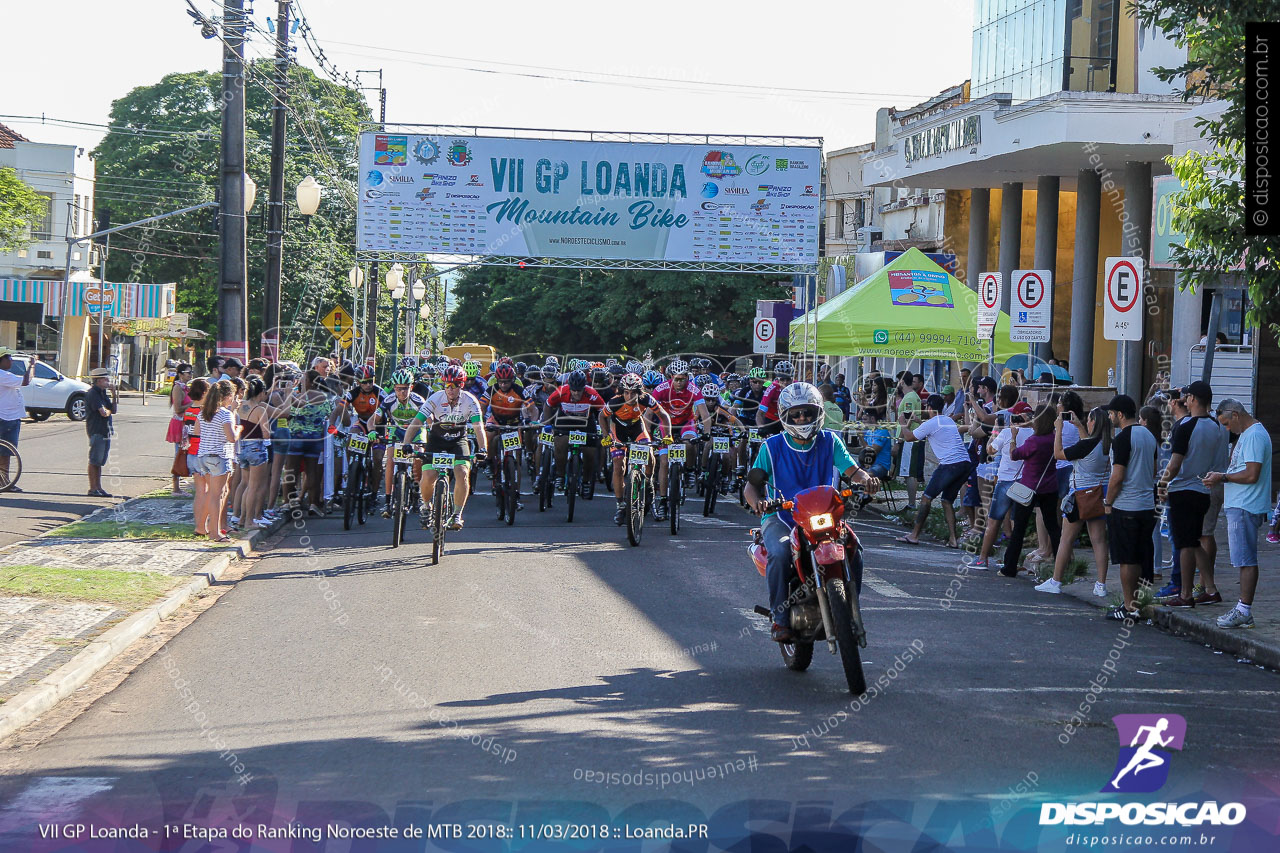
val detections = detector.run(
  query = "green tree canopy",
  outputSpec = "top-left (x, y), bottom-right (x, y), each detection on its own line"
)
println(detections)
top-left (0, 167), bottom-right (46, 253)
top-left (1133, 0), bottom-right (1280, 327)
top-left (447, 265), bottom-right (792, 356)
top-left (92, 64), bottom-right (371, 352)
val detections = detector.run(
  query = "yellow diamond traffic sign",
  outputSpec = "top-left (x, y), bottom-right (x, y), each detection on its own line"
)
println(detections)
top-left (321, 306), bottom-right (353, 340)
top-left (337, 330), bottom-right (353, 349)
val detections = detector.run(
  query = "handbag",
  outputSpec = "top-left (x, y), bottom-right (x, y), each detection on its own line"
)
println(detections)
top-left (1007, 447), bottom-right (1051, 507)
top-left (1074, 483), bottom-right (1106, 520)
top-left (171, 452), bottom-right (190, 478)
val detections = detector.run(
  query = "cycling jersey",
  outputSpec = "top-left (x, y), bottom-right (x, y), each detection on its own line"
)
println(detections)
top-left (415, 389), bottom-right (484, 442)
top-left (411, 380), bottom-right (435, 399)
top-left (605, 392), bottom-right (660, 426)
top-left (652, 381), bottom-right (704, 426)
top-left (524, 383), bottom-right (553, 415)
top-left (760, 382), bottom-right (785, 422)
top-left (483, 385), bottom-right (528, 422)
top-left (344, 386), bottom-right (383, 421)
top-left (733, 387), bottom-right (763, 420)
top-left (377, 391), bottom-right (427, 434)
top-left (463, 378), bottom-right (488, 398)
top-left (545, 385), bottom-right (605, 430)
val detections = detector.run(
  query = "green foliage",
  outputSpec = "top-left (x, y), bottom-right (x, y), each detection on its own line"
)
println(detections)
top-left (0, 167), bottom-right (46, 252)
top-left (448, 265), bottom-right (791, 354)
top-left (1132, 0), bottom-right (1280, 327)
top-left (92, 65), bottom-right (372, 354)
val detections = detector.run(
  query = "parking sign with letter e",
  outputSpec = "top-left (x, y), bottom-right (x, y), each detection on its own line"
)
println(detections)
top-left (1103, 257), bottom-right (1143, 341)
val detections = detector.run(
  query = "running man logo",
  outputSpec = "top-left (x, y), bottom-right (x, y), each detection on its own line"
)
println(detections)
top-left (1103, 714), bottom-right (1186, 793)
top-left (873, 329), bottom-right (889, 345)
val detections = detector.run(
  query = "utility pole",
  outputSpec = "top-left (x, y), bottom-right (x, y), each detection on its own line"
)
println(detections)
top-left (357, 69), bottom-right (385, 364)
top-left (262, 0), bottom-right (291, 360)
top-left (218, 0), bottom-right (248, 360)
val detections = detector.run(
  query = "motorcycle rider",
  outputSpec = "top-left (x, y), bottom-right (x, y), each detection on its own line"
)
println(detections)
top-left (743, 382), bottom-right (881, 642)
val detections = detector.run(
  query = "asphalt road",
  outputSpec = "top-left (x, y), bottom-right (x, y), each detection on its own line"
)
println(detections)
top-left (1, 474), bottom-right (1278, 845)
top-left (0, 395), bottom-right (175, 548)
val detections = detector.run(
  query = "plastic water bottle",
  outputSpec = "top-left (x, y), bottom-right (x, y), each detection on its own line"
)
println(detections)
top-left (1107, 367), bottom-right (1116, 388)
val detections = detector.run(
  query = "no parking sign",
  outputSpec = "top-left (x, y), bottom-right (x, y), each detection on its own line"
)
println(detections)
top-left (976, 272), bottom-right (1001, 340)
top-left (1010, 269), bottom-right (1052, 343)
top-left (1103, 257), bottom-right (1144, 341)
top-left (753, 316), bottom-right (777, 354)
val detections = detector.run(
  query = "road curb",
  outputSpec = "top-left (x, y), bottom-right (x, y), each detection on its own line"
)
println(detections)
top-left (0, 519), bottom-right (277, 743)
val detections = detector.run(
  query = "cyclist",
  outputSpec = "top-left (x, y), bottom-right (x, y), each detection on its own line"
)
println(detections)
top-left (541, 369), bottom-right (605, 496)
top-left (651, 359), bottom-right (712, 521)
top-left (593, 367), bottom-right (618, 404)
top-left (600, 372), bottom-right (672, 525)
top-left (700, 389), bottom-right (747, 491)
top-left (373, 369), bottom-right (428, 516)
top-left (757, 360), bottom-right (795, 437)
top-left (641, 370), bottom-right (664, 394)
top-left (743, 382), bottom-right (881, 641)
top-left (328, 366), bottom-right (383, 489)
top-left (412, 364), bottom-right (437, 399)
top-left (481, 363), bottom-right (536, 506)
top-left (462, 361), bottom-right (487, 399)
top-left (402, 364), bottom-right (487, 531)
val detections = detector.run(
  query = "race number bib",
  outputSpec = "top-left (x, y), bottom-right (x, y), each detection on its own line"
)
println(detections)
top-left (501, 432), bottom-right (522, 452)
top-left (569, 430), bottom-right (587, 446)
top-left (347, 434), bottom-right (369, 454)
top-left (712, 436), bottom-right (731, 454)
top-left (432, 452), bottom-right (456, 471)
top-left (393, 445), bottom-right (413, 464)
top-left (668, 443), bottom-right (686, 464)
top-left (538, 431), bottom-right (554, 447)
top-left (748, 428), bottom-right (760, 442)
top-left (628, 444), bottom-right (651, 466)
top-left (276, 417), bottom-right (288, 430)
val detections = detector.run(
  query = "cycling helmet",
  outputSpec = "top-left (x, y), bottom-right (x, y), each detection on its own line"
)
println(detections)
top-left (567, 370), bottom-right (588, 392)
top-left (499, 356), bottom-right (513, 365)
top-left (421, 363), bottom-right (437, 377)
top-left (441, 365), bottom-right (467, 386)
top-left (524, 366), bottom-right (542, 382)
top-left (391, 368), bottom-right (415, 386)
top-left (778, 382), bottom-right (825, 442)
top-left (608, 363), bottom-right (626, 377)
top-left (355, 366), bottom-right (374, 382)
top-left (494, 363), bottom-right (516, 384)
top-left (464, 361), bottom-right (480, 378)
top-left (399, 356), bottom-right (417, 368)
top-left (725, 372), bottom-right (742, 385)
top-left (545, 355), bottom-right (560, 366)
top-left (774, 360), bottom-right (795, 377)
top-left (748, 367), bottom-right (767, 380)
top-left (692, 374), bottom-right (714, 389)
top-left (667, 358), bottom-right (690, 377)
top-left (619, 372), bottom-right (644, 393)
top-left (447, 357), bottom-right (463, 367)
top-left (642, 370), bottom-right (663, 389)
top-left (591, 368), bottom-right (611, 390)
top-left (624, 359), bottom-right (643, 374)
top-left (515, 361), bottom-right (527, 374)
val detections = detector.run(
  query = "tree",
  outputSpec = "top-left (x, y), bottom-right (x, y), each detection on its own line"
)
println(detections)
top-left (92, 64), bottom-right (372, 353)
top-left (1132, 0), bottom-right (1280, 327)
top-left (0, 167), bottom-right (46, 253)
top-left (448, 265), bottom-right (791, 356)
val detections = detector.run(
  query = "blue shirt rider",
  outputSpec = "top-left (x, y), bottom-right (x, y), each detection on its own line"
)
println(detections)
top-left (743, 382), bottom-right (881, 642)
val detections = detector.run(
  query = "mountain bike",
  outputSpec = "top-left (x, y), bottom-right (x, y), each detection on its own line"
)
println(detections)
top-left (342, 430), bottom-right (373, 530)
top-left (536, 428), bottom-right (556, 512)
top-left (426, 451), bottom-right (459, 565)
top-left (564, 429), bottom-right (595, 523)
top-left (489, 423), bottom-right (540, 526)
top-left (703, 429), bottom-right (735, 517)
top-left (388, 442), bottom-right (418, 548)
top-left (666, 440), bottom-right (687, 535)
top-left (622, 441), bottom-right (654, 546)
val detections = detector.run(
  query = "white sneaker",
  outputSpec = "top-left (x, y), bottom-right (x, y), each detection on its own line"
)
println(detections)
top-left (1034, 578), bottom-right (1062, 594)
top-left (1093, 581), bottom-right (1108, 598)
top-left (1217, 607), bottom-right (1255, 629)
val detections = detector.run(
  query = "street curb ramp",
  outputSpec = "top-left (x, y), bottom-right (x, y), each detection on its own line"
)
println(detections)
top-left (0, 522), bottom-right (277, 743)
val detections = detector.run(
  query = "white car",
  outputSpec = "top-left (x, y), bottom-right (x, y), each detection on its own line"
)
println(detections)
top-left (3, 355), bottom-right (91, 421)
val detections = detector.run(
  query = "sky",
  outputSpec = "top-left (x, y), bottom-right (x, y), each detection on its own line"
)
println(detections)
top-left (3, 0), bottom-right (974, 156)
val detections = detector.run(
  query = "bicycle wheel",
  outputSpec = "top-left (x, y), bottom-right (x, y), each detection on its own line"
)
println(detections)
top-left (565, 451), bottom-right (580, 523)
top-left (626, 466), bottom-right (645, 546)
top-left (703, 458), bottom-right (720, 517)
top-left (538, 453), bottom-right (553, 512)
top-left (355, 458), bottom-right (367, 526)
top-left (343, 459), bottom-right (357, 530)
top-left (668, 459), bottom-right (682, 535)
top-left (431, 476), bottom-right (448, 565)
top-left (504, 453), bottom-right (518, 527)
top-left (0, 440), bottom-right (19, 493)
top-left (390, 468), bottom-right (406, 548)
top-left (493, 458), bottom-right (507, 520)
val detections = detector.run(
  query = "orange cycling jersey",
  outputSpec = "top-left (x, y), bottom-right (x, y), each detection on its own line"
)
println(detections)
top-left (345, 387), bottom-right (383, 420)
top-left (606, 392), bottom-right (659, 425)
top-left (484, 387), bottom-right (527, 420)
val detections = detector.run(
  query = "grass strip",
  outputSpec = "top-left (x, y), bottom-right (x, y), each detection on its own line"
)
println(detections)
top-left (0, 564), bottom-right (178, 607)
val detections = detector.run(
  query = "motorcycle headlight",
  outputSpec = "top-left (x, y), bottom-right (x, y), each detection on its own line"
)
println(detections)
top-left (809, 512), bottom-right (834, 531)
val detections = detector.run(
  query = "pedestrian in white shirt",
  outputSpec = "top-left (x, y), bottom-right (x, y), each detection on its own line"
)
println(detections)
top-left (896, 394), bottom-right (973, 548)
top-left (0, 347), bottom-right (34, 492)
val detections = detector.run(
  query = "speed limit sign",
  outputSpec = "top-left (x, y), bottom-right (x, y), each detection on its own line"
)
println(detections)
top-left (1103, 257), bottom-right (1143, 341)
top-left (753, 316), bottom-right (777, 354)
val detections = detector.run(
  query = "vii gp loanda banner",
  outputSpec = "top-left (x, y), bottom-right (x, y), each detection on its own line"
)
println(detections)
top-left (357, 133), bottom-right (821, 265)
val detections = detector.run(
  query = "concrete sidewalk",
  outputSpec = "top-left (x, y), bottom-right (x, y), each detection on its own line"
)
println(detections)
top-left (0, 495), bottom-right (281, 741)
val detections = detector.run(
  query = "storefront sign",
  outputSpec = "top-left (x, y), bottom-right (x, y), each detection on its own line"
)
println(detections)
top-left (904, 115), bottom-right (981, 163)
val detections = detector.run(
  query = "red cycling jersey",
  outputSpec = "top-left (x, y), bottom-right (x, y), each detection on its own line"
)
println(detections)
top-left (652, 381), bottom-right (704, 426)
top-left (546, 385), bottom-right (605, 428)
top-left (760, 382), bottom-right (784, 421)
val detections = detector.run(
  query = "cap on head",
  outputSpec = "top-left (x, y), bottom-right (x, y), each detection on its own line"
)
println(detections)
top-left (1185, 380), bottom-right (1213, 407)
top-left (1106, 394), bottom-right (1138, 419)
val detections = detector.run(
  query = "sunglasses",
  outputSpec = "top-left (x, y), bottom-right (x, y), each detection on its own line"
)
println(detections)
top-left (789, 410), bottom-right (816, 422)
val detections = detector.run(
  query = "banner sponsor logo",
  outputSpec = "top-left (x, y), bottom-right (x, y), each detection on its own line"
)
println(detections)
top-left (745, 154), bottom-right (770, 175)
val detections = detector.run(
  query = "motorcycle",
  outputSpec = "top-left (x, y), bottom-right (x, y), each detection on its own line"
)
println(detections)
top-left (749, 484), bottom-right (868, 695)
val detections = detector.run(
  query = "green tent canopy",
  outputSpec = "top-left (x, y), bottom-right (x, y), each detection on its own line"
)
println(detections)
top-left (789, 247), bottom-right (1021, 361)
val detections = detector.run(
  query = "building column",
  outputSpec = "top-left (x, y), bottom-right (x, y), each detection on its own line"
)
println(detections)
top-left (1120, 161), bottom-right (1152, 400)
top-left (1069, 169), bottom-right (1101, 383)
top-left (0, 321), bottom-right (17, 350)
top-left (998, 182), bottom-right (1023, 315)
top-left (966, 188), bottom-right (990, 291)
top-left (1170, 272), bottom-right (1201, 386)
top-left (1033, 176), bottom-right (1059, 362)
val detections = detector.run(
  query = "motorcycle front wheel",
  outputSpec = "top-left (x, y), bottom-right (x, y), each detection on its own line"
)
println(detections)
top-left (825, 578), bottom-right (867, 695)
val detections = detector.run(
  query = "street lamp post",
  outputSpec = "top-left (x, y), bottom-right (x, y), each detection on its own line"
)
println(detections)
top-left (386, 263), bottom-right (405, 372)
top-left (261, 175), bottom-right (319, 359)
top-left (349, 265), bottom-right (365, 362)
top-left (406, 273), bottom-right (426, 357)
